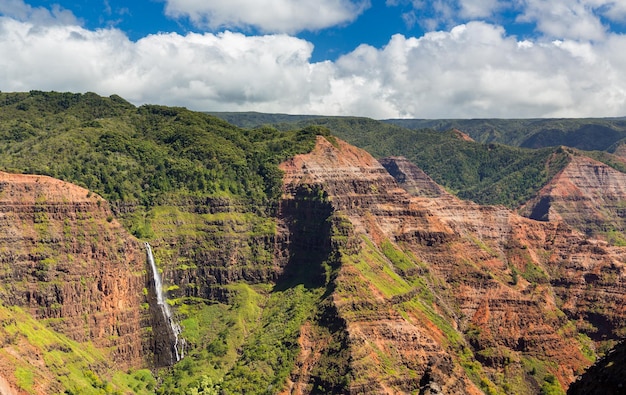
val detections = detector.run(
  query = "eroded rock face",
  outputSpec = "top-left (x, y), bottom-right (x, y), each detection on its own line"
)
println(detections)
top-left (0, 172), bottom-right (148, 392)
top-left (380, 157), bottom-right (447, 198)
top-left (280, 137), bottom-right (626, 394)
top-left (520, 153), bottom-right (626, 236)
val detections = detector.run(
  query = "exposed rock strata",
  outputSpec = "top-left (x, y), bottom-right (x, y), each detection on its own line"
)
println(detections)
top-left (380, 157), bottom-right (447, 198)
top-left (280, 137), bottom-right (626, 394)
top-left (0, 172), bottom-right (148, 392)
top-left (520, 153), bottom-right (626, 237)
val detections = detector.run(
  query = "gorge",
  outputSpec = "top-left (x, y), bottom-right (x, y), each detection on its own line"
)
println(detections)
top-left (0, 91), bottom-right (625, 394)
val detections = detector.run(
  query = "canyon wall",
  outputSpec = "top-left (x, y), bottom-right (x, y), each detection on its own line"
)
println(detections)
top-left (1, 135), bottom-right (625, 394)
top-left (280, 137), bottom-right (626, 394)
top-left (0, 172), bottom-right (148, 393)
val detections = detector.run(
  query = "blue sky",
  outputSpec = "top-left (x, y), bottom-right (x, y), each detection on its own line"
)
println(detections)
top-left (2, 0), bottom-right (626, 118)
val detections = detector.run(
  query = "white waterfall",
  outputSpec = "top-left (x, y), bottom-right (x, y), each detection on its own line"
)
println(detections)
top-left (145, 242), bottom-right (184, 362)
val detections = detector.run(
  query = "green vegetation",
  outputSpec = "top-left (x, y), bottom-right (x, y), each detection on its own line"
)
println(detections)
top-left (0, 91), bottom-right (319, 210)
top-left (521, 263), bottom-right (550, 284)
top-left (221, 285), bottom-right (322, 394)
top-left (384, 118), bottom-right (626, 150)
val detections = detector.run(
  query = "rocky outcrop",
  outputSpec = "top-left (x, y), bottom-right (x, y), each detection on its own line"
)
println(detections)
top-left (0, 172), bottom-right (148, 393)
top-left (380, 157), bottom-right (447, 198)
top-left (281, 137), bottom-right (481, 393)
top-left (280, 137), bottom-right (626, 394)
top-left (520, 152), bottom-right (626, 237)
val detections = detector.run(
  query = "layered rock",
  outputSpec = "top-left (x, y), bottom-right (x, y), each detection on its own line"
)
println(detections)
top-left (380, 157), bottom-right (447, 198)
top-left (280, 137), bottom-right (626, 394)
top-left (134, 196), bottom-right (287, 303)
top-left (520, 152), bottom-right (626, 237)
top-left (0, 172), bottom-right (148, 393)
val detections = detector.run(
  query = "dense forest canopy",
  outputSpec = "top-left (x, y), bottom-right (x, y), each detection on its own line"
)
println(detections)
top-left (0, 91), bottom-right (320, 207)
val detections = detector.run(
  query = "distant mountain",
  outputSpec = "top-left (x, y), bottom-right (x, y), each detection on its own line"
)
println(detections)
top-left (383, 118), bottom-right (626, 150)
top-left (209, 112), bottom-right (626, 152)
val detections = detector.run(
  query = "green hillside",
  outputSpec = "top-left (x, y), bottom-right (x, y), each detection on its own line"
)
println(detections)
top-left (0, 91), bottom-right (318, 209)
top-left (384, 118), bottom-right (626, 150)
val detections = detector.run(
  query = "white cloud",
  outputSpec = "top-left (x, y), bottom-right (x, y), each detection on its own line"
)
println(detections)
top-left (333, 21), bottom-right (626, 118)
top-left (518, 0), bottom-right (606, 40)
top-left (459, 0), bottom-right (503, 18)
top-left (515, 0), bottom-right (626, 41)
top-left (162, 0), bottom-right (370, 33)
top-left (1, 8), bottom-right (626, 119)
top-left (0, 0), bottom-right (80, 26)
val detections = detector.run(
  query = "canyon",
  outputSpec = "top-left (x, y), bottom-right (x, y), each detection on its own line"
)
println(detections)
top-left (0, 109), bottom-right (625, 393)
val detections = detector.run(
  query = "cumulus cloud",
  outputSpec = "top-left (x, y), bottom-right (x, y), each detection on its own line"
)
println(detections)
top-left (1, 7), bottom-right (626, 118)
top-left (516, 0), bottom-right (608, 41)
top-left (458, 0), bottom-right (504, 18)
top-left (162, 0), bottom-right (370, 33)
top-left (0, 0), bottom-right (80, 25)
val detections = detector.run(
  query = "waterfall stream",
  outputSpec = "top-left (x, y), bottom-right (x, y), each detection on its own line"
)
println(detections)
top-left (145, 242), bottom-right (184, 362)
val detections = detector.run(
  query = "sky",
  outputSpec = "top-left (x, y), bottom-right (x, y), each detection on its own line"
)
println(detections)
top-left (1, 1), bottom-right (626, 119)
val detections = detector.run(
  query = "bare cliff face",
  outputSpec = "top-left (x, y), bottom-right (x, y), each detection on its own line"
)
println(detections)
top-left (0, 172), bottom-right (148, 394)
top-left (280, 137), bottom-right (626, 394)
top-left (521, 151), bottom-right (626, 238)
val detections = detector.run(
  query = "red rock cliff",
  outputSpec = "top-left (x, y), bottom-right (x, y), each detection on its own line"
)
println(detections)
top-left (521, 152), bottom-right (626, 237)
top-left (280, 137), bottom-right (626, 394)
top-left (0, 172), bottom-right (148, 393)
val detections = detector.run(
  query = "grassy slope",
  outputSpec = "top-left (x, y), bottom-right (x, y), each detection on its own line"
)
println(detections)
top-left (0, 304), bottom-right (156, 395)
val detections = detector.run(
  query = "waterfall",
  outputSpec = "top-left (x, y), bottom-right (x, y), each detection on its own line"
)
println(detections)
top-left (145, 242), bottom-right (184, 362)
